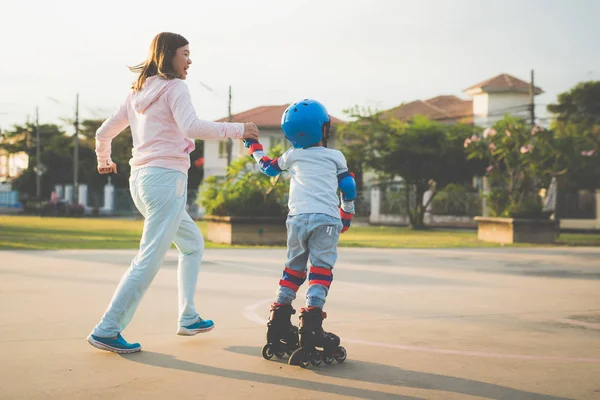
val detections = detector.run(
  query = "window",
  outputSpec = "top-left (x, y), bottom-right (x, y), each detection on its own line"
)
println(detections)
top-left (218, 141), bottom-right (228, 159)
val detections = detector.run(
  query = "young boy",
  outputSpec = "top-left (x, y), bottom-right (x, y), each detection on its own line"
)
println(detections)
top-left (244, 99), bottom-right (356, 367)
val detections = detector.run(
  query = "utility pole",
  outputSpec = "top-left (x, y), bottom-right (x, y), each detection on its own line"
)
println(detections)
top-left (35, 107), bottom-right (41, 199)
top-left (73, 93), bottom-right (79, 204)
top-left (226, 85), bottom-right (233, 166)
top-left (25, 114), bottom-right (30, 152)
top-left (529, 69), bottom-right (535, 126)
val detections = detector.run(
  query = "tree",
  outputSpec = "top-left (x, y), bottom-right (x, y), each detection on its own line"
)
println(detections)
top-left (548, 81), bottom-right (600, 128)
top-left (336, 114), bottom-right (369, 193)
top-left (342, 108), bottom-right (483, 229)
top-left (547, 81), bottom-right (600, 191)
top-left (1, 123), bottom-right (74, 200)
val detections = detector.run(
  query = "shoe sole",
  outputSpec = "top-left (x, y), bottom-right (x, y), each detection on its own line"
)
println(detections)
top-left (177, 325), bottom-right (215, 336)
top-left (87, 335), bottom-right (141, 354)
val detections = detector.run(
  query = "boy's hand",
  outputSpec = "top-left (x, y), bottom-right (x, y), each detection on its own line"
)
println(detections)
top-left (243, 138), bottom-right (259, 148)
top-left (340, 209), bottom-right (353, 233)
top-left (244, 138), bottom-right (264, 156)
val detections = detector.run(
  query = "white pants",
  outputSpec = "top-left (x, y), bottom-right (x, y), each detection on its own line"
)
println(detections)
top-left (92, 167), bottom-right (204, 337)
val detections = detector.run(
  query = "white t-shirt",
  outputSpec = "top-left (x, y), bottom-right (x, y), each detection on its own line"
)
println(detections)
top-left (277, 147), bottom-right (348, 218)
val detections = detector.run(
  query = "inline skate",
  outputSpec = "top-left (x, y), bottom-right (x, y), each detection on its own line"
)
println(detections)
top-left (262, 303), bottom-right (299, 360)
top-left (288, 307), bottom-right (347, 368)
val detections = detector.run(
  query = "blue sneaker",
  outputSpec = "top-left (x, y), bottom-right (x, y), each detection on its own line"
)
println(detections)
top-left (87, 333), bottom-right (141, 354)
top-left (177, 318), bottom-right (215, 336)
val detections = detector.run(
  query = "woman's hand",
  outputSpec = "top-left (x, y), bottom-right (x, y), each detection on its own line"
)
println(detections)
top-left (98, 161), bottom-right (117, 174)
top-left (243, 123), bottom-right (260, 141)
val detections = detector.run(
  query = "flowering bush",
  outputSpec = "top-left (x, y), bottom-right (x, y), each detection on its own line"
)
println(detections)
top-left (199, 145), bottom-right (289, 217)
top-left (464, 115), bottom-right (565, 218)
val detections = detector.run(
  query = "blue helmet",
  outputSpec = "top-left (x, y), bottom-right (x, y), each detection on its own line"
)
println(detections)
top-left (281, 99), bottom-right (331, 148)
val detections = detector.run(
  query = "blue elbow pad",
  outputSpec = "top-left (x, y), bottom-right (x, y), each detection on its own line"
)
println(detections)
top-left (337, 171), bottom-right (356, 201)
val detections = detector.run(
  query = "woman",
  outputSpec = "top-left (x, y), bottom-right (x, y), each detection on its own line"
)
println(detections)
top-left (88, 32), bottom-right (259, 353)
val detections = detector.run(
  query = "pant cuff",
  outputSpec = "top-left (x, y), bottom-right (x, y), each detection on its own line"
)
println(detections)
top-left (91, 325), bottom-right (117, 338)
top-left (306, 296), bottom-right (325, 309)
top-left (276, 294), bottom-right (295, 305)
top-left (179, 313), bottom-right (200, 327)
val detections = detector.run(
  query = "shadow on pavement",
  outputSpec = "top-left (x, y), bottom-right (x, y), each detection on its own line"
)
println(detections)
top-left (223, 346), bottom-right (573, 400)
top-left (121, 350), bottom-right (422, 399)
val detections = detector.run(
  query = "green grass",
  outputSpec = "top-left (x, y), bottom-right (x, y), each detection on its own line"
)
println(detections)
top-left (340, 225), bottom-right (498, 248)
top-left (340, 225), bottom-right (600, 248)
top-left (0, 216), bottom-right (207, 250)
top-left (0, 216), bottom-right (598, 250)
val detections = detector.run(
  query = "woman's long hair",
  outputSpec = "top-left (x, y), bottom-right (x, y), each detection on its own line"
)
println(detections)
top-left (129, 32), bottom-right (189, 91)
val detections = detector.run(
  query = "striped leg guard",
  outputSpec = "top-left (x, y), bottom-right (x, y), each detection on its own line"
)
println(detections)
top-left (308, 266), bottom-right (333, 289)
top-left (279, 267), bottom-right (307, 292)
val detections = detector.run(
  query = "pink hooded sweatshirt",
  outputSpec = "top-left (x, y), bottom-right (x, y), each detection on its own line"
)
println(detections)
top-left (95, 76), bottom-right (244, 175)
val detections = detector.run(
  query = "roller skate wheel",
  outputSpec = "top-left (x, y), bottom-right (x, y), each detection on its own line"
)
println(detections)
top-left (335, 346), bottom-right (347, 363)
top-left (310, 357), bottom-right (322, 366)
top-left (262, 344), bottom-right (274, 360)
top-left (323, 355), bottom-right (335, 364)
top-left (288, 348), bottom-right (305, 366)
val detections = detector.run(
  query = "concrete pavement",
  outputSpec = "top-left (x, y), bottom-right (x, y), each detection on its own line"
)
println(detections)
top-left (1, 247), bottom-right (599, 399)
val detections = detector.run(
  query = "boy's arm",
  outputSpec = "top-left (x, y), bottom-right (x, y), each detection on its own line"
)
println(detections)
top-left (244, 139), bottom-right (284, 177)
top-left (336, 152), bottom-right (357, 233)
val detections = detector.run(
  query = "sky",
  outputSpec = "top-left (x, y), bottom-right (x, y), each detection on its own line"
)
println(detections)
top-left (1, 0), bottom-right (599, 132)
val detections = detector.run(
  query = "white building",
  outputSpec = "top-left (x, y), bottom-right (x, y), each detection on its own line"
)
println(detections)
top-left (0, 149), bottom-right (28, 182)
top-left (383, 73), bottom-right (543, 128)
top-left (0, 129), bottom-right (29, 184)
top-left (464, 73), bottom-right (543, 127)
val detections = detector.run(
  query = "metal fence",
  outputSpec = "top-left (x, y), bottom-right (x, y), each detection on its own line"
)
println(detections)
top-left (377, 183), bottom-right (483, 217)
top-left (87, 187), bottom-right (104, 209)
top-left (380, 184), bottom-right (411, 216)
top-left (108, 184), bottom-right (585, 221)
top-left (558, 190), bottom-right (597, 219)
top-left (430, 191), bottom-right (483, 217)
top-left (353, 189), bottom-right (371, 218)
top-left (0, 191), bottom-right (20, 208)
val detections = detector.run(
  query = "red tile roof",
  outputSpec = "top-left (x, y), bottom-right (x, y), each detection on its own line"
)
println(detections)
top-left (216, 105), bottom-right (343, 128)
top-left (383, 95), bottom-right (473, 123)
top-left (464, 73), bottom-right (543, 95)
